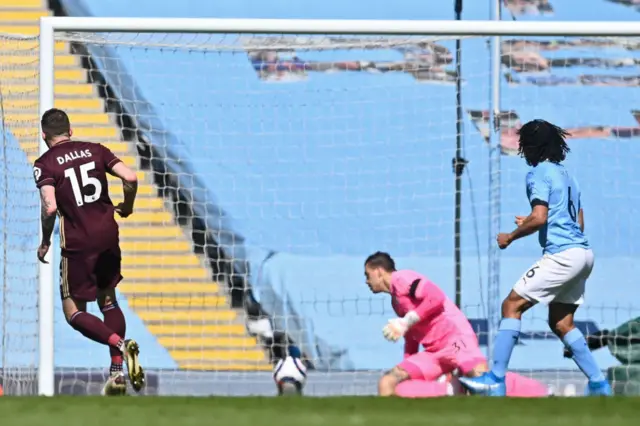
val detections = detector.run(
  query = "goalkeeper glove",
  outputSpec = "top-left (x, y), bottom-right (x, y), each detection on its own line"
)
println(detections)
top-left (382, 311), bottom-right (420, 342)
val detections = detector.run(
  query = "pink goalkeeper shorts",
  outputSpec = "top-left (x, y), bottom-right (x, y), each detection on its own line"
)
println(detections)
top-left (398, 335), bottom-right (485, 380)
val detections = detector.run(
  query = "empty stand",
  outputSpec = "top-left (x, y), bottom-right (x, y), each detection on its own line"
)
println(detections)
top-left (0, 0), bottom-right (270, 371)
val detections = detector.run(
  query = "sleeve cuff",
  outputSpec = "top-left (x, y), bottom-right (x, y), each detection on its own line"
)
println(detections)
top-left (107, 158), bottom-right (122, 169)
top-left (404, 311), bottom-right (420, 327)
top-left (36, 178), bottom-right (55, 188)
top-left (530, 199), bottom-right (549, 208)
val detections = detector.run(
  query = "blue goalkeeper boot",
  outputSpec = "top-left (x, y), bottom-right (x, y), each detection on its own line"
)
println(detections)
top-left (459, 372), bottom-right (506, 397)
top-left (586, 380), bottom-right (612, 396)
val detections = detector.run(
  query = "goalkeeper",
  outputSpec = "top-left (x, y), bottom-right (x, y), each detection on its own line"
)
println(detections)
top-left (365, 252), bottom-right (548, 397)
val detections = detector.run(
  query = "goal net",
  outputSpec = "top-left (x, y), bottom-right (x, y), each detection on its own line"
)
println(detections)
top-left (4, 20), bottom-right (640, 396)
top-left (0, 33), bottom-right (40, 396)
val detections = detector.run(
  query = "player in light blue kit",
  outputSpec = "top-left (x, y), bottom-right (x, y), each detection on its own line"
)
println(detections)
top-left (459, 119), bottom-right (611, 397)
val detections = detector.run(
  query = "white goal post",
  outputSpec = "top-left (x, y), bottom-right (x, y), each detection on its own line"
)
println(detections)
top-left (34, 17), bottom-right (640, 397)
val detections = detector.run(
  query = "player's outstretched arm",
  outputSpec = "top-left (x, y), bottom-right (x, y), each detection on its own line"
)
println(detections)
top-left (110, 162), bottom-right (138, 218)
top-left (38, 185), bottom-right (57, 263)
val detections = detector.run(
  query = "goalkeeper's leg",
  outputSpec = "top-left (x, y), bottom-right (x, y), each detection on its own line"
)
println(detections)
top-left (393, 372), bottom-right (548, 398)
top-left (504, 372), bottom-right (549, 397)
top-left (452, 331), bottom-right (548, 397)
top-left (456, 360), bottom-right (548, 397)
top-left (379, 352), bottom-right (446, 396)
top-left (395, 379), bottom-right (453, 397)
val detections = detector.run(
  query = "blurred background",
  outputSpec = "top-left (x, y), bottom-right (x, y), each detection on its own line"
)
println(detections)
top-left (0, 0), bottom-right (639, 396)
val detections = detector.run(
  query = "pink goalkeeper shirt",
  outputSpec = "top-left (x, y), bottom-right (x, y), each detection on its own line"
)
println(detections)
top-left (390, 270), bottom-right (478, 355)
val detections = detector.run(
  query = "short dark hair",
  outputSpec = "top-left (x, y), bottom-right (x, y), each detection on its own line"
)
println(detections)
top-left (364, 251), bottom-right (396, 272)
top-left (41, 108), bottom-right (71, 141)
top-left (517, 119), bottom-right (570, 167)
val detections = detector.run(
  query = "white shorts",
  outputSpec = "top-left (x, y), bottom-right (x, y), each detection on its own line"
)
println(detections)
top-left (512, 247), bottom-right (594, 305)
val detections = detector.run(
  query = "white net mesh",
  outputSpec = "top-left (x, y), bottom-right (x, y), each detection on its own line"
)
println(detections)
top-left (51, 31), bottom-right (497, 396)
top-left (0, 33), bottom-right (40, 395)
top-left (1, 27), bottom-right (638, 396)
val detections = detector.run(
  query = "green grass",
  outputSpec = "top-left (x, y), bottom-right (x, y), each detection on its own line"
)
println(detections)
top-left (0, 397), bottom-right (639, 426)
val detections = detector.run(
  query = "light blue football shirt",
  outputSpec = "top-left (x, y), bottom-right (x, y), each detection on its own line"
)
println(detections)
top-left (525, 162), bottom-right (589, 255)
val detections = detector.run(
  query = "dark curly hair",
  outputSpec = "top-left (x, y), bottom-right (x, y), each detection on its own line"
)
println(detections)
top-left (517, 119), bottom-right (571, 167)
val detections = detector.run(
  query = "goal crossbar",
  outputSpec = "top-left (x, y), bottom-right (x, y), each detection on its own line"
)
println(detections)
top-left (40, 17), bottom-right (640, 36)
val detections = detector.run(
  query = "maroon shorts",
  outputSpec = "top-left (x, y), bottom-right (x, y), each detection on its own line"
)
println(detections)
top-left (60, 245), bottom-right (123, 301)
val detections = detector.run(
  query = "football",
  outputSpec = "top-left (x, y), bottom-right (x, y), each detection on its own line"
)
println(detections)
top-left (273, 356), bottom-right (307, 396)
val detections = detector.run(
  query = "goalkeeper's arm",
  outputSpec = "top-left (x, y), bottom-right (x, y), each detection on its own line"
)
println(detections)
top-left (400, 282), bottom-right (446, 329)
top-left (383, 283), bottom-right (446, 342)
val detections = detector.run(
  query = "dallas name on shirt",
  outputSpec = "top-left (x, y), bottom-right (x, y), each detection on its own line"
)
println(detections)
top-left (56, 149), bottom-right (92, 165)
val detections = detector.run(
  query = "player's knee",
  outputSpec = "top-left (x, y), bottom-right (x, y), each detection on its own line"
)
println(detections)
top-left (549, 315), bottom-right (575, 337)
top-left (378, 367), bottom-right (408, 397)
top-left (467, 362), bottom-right (489, 377)
top-left (551, 323), bottom-right (574, 338)
top-left (62, 297), bottom-right (85, 323)
top-left (63, 308), bottom-right (76, 323)
top-left (501, 291), bottom-right (532, 318)
top-left (378, 374), bottom-right (398, 397)
top-left (548, 303), bottom-right (578, 338)
top-left (97, 288), bottom-right (117, 308)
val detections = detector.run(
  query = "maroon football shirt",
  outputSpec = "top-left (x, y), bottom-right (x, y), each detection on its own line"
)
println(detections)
top-left (33, 140), bottom-right (122, 254)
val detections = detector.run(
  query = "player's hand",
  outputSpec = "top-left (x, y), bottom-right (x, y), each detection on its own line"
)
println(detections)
top-left (496, 233), bottom-right (512, 249)
top-left (115, 203), bottom-right (133, 218)
top-left (37, 241), bottom-right (51, 264)
top-left (514, 216), bottom-right (526, 227)
top-left (382, 318), bottom-right (409, 342)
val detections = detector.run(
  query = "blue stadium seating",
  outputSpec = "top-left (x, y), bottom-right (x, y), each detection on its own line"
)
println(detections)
top-left (0, 129), bottom-right (39, 369)
top-left (46, 0), bottom-right (640, 371)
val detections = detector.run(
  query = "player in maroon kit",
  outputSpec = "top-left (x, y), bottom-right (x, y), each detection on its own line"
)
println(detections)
top-left (33, 108), bottom-right (145, 396)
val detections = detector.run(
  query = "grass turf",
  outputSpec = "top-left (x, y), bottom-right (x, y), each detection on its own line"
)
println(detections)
top-left (0, 397), bottom-right (639, 426)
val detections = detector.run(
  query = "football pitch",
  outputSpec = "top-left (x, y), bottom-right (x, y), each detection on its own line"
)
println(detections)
top-left (1, 397), bottom-right (638, 426)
